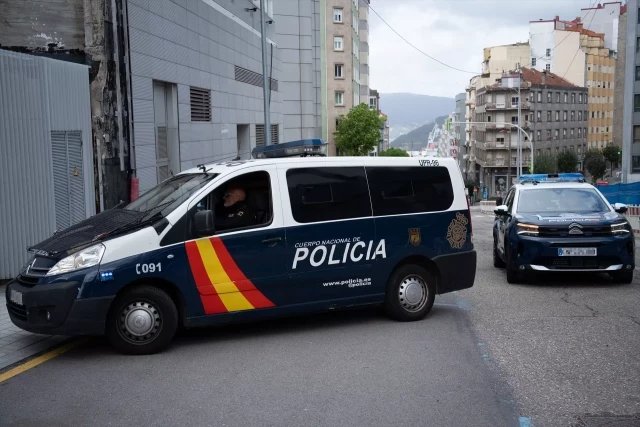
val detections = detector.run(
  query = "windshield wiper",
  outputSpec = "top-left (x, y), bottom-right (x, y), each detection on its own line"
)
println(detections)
top-left (99, 201), bottom-right (175, 239)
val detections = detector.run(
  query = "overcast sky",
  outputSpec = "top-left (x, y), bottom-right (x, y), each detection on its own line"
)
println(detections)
top-left (368, 0), bottom-right (596, 98)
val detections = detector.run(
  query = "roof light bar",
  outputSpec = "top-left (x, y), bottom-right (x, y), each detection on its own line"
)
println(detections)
top-left (251, 139), bottom-right (327, 159)
top-left (519, 173), bottom-right (584, 184)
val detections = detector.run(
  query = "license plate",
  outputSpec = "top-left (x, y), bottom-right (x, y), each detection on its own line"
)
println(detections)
top-left (10, 289), bottom-right (23, 306)
top-left (558, 248), bottom-right (597, 256)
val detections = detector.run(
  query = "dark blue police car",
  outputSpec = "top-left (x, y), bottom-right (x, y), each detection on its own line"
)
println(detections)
top-left (493, 173), bottom-right (635, 284)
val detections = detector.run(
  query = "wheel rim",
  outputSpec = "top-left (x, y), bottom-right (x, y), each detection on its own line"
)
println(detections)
top-left (398, 274), bottom-right (428, 313)
top-left (118, 301), bottom-right (162, 345)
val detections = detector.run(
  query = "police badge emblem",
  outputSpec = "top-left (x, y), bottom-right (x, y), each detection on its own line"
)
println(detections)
top-left (408, 228), bottom-right (421, 246)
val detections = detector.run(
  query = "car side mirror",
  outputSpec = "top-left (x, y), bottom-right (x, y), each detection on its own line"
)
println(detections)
top-left (613, 203), bottom-right (628, 214)
top-left (496, 197), bottom-right (503, 206)
top-left (194, 210), bottom-right (215, 236)
top-left (494, 204), bottom-right (510, 216)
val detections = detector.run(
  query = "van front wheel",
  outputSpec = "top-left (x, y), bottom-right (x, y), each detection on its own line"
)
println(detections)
top-left (384, 265), bottom-right (436, 321)
top-left (107, 285), bottom-right (178, 355)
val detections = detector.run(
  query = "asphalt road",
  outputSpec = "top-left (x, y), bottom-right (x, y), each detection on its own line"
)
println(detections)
top-left (0, 211), bottom-right (639, 427)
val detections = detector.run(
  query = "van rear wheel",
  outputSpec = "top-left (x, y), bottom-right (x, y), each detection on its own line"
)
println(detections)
top-left (107, 285), bottom-right (178, 355)
top-left (384, 264), bottom-right (436, 321)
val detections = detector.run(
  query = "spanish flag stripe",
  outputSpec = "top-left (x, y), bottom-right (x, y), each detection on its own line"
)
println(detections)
top-left (185, 242), bottom-right (227, 314)
top-left (241, 289), bottom-right (276, 309)
top-left (210, 238), bottom-right (255, 291)
top-left (195, 239), bottom-right (239, 294)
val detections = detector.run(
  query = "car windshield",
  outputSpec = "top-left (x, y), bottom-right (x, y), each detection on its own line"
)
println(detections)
top-left (517, 188), bottom-right (610, 215)
top-left (124, 173), bottom-right (218, 217)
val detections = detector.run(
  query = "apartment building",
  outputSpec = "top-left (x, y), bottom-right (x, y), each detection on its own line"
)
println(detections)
top-left (326, 0), bottom-right (362, 155)
top-left (474, 68), bottom-right (587, 195)
top-left (455, 93), bottom-right (467, 175)
top-left (465, 76), bottom-right (480, 182)
top-left (530, 6), bottom-right (620, 149)
top-left (359, 0), bottom-right (371, 102)
top-left (622, 0), bottom-right (640, 182)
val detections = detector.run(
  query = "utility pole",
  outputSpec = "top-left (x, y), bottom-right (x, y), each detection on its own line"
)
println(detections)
top-left (259, 0), bottom-right (272, 145)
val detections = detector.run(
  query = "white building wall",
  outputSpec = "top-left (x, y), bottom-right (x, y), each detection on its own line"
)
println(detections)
top-left (529, 21), bottom-right (556, 73)
top-left (581, 3), bottom-right (621, 51)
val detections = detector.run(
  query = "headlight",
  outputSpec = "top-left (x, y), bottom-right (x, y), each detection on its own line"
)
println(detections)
top-left (611, 221), bottom-right (630, 235)
top-left (46, 244), bottom-right (106, 276)
top-left (517, 223), bottom-right (539, 236)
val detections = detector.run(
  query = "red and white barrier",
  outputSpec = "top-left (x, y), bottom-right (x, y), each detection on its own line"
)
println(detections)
top-left (623, 205), bottom-right (640, 236)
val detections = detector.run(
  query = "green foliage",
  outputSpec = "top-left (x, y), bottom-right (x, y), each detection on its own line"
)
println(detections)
top-left (379, 148), bottom-right (409, 157)
top-left (335, 104), bottom-right (382, 156)
top-left (556, 151), bottom-right (579, 173)
top-left (532, 152), bottom-right (557, 174)
top-left (602, 144), bottom-right (620, 169)
top-left (584, 149), bottom-right (607, 181)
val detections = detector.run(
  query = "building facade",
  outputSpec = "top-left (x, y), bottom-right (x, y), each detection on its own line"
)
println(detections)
top-left (325, 0), bottom-right (361, 155)
top-left (359, 0), bottom-right (370, 102)
top-left (474, 68), bottom-right (587, 195)
top-left (622, 0), bottom-right (640, 182)
top-left (455, 93), bottom-right (467, 175)
top-left (274, 0), bottom-right (322, 143)
top-left (613, 7), bottom-right (627, 148)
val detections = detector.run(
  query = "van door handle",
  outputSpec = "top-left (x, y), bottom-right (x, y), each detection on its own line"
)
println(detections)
top-left (262, 237), bottom-right (282, 245)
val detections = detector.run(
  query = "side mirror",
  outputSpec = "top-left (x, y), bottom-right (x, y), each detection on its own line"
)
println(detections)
top-left (494, 204), bottom-right (510, 216)
top-left (613, 203), bottom-right (628, 214)
top-left (496, 197), bottom-right (503, 206)
top-left (194, 210), bottom-right (215, 236)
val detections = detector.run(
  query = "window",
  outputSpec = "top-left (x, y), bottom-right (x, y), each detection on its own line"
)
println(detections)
top-left (636, 66), bottom-right (640, 81)
top-left (571, 93), bottom-right (575, 103)
top-left (546, 48), bottom-right (551, 57)
top-left (556, 92), bottom-right (560, 103)
top-left (546, 64), bottom-right (551, 72)
top-left (547, 129), bottom-right (552, 140)
top-left (511, 97), bottom-right (519, 106)
top-left (564, 93), bottom-right (568, 103)
top-left (547, 111), bottom-right (552, 122)
top-left (547, 92), bottom-right (552, 103)
top-left (334, 63), bottom-right (344, 78)
top-left (563, 111), bottom-right (567, 121)
top-left (578, 111), bottom-right (582, 120)
top-left (563, 129), bottom-right (567, 139)
top-left (635, 94), bottom-right (640, 112)
top-left (637, 37), bottom-right (640, 52)
top-left (634, 126), bottom-right (640, 143)
top-left (570, 128), bottom-right (574, 137)
top-left (584, 127), bottom-right (587, 136)
top-left (579, 93), bottom-right (583, 103)
top-left (536, 111), bottom-right (541, 122)
top-left (536, 130), bottom-right (541, 140)
top-left (554, 129), bottom-right (559, 140)
top-left (335, 91), bottom-right (344, 105)
top-left (633, 156), bottom-right (640, 173)
top-left (578, 127), bottom-right (582, 137)
top-left (366, 167), bottom-right (454, 216)
top-left (555, 111), bottom-right (560, 121)
top-left (334, 36), bottom-right (343, 51)
top-left (537, 92), bottom-right (542, 102)
top-left (286, 167), bottom-right (371, 223)
top-left (532, 57), bottom-right (537, 66)
top-left (333, 8), bottom-right (343, 23)
top-left (517, 188), bottom-right (612, 215)
top-left (571, 111), bottom-right (575, 121)
top-left (190, 87), bottom-right (211, 121)
top-left (511, 116), bottom-right (518, 124)
top-left (592, 111), bottom-right (595, 119)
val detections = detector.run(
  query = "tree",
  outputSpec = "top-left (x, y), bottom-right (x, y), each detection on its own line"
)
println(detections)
top-left (557, 151), bottom-right (579, 173)
top-left (335, 104), bottom-right (382, 156)
top-left (532, 152), bottom-right (556, 174)
top-left (379, 148), bottom-right (409, 157)
top-left (602, 144), bottom-right (620, 171)
top-left (585, 150), bottom-right (607, 182)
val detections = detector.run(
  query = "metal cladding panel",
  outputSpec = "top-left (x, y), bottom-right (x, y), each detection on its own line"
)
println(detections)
top-left (67, 131), bottom-right (86, 226)
top-left (51, 131), bottom-right (71, 230)
top-left (0, 50), bottom-right (92, 279)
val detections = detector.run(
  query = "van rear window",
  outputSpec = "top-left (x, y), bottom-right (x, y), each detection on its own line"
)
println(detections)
top-left (286, 167), bottom-right (372, 223)
top-left (366, 166), bottom-right (454, 216)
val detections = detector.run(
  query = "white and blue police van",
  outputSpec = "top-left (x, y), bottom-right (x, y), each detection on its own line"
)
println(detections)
top-left (6, 139), bottom-right (476, 354)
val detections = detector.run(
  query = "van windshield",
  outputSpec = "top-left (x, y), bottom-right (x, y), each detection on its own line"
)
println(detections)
top-left (125, 173), bottom-right (218, 217)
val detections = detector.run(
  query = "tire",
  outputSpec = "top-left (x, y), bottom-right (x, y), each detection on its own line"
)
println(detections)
top-left (493, 239), bottom-right (505, 268)
top-left (505, 244), bottom-right (521, 284)
top-left (384, 264), bottom-right (436, 322)
top-left (107, 285), bottom-right (179, 355)
top-left (612, 270), bottom-right (634, 284)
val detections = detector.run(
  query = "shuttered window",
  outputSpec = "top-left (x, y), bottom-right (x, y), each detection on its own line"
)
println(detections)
top-left (270, 124), bottom-right (279, 144)
top-left (190, 87), bottom-right (211, 121)
top-left (51, 131), bottom-right (85, 230)
top-left (256, 124), bottom-right (265, 147)
top-left (234, 66), bottom-right (278, 91)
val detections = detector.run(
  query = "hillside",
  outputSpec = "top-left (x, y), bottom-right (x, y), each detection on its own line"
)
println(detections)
top-left (391, 115), bottom-right (448, 150)
top-left (379, 93), bottom-right (455, 141)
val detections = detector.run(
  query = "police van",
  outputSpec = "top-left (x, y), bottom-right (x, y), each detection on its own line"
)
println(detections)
top-left (6, 140), bottom-right (476, 354)
top-left (493, 173), bottom-right (635, 284)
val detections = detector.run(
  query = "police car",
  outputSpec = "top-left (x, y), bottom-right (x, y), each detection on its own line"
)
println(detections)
top-left (6, 140), bottom-right (476, 354)
top-left (493, 173), bottom-right (634, 284)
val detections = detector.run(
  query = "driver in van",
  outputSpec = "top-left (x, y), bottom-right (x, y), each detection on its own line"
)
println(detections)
top-left (215, 187), bottom-right (257, 231)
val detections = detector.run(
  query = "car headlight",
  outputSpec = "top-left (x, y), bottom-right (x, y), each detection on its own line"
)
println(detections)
top-left (46, 244), bottom-right (106, 276)
top-left (611, 221), bottom-right (630, 235)
top-left (517, 223), bottom-right (539, 236)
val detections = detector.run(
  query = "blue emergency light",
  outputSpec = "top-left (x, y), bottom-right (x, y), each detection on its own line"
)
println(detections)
top-left (519, 173), bottom-right (584, 184)
top-left (251, 139), bottom-right (327, 159)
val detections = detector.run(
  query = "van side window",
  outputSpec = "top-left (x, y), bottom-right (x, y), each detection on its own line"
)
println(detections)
top-left (366, 166), bottom-right (454, 216)
top-left (286, 167), bottom-right (371, 223)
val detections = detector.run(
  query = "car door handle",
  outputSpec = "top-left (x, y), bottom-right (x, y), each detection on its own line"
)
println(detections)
top-left (262, 237), bottom-right (282, 245)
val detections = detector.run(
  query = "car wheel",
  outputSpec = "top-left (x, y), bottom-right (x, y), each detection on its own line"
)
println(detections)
top-left (612, 270), bottom-right (634, 284)
top-left (505, 243), bottom-right (521, 284)
top-left (493, 239), bottom-right (505, 268)
top-left (107, 285), bottom-right (178, 355)
top-left (384, 264), bottom-right (436, 322)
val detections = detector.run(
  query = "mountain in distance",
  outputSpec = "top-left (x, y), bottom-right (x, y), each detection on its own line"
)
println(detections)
top-left (379, 93), bottom-right (455, 141)
top-left (391, 115), bottom-right (448, 150)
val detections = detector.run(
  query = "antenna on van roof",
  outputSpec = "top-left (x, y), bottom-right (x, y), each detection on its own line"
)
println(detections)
top-left (196, 164), bottom-right (211, 175)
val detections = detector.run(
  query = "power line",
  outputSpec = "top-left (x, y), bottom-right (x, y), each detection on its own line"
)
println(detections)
top-left (562, 4), bottom-right (598, 79)
top-left (368, 4), bottom-right (478, 74)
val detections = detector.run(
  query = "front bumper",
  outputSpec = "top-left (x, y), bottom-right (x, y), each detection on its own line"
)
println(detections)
top-left (5, 280), bottom-right (114, 336)
top-left (509, 235), bottom-right (635, 272)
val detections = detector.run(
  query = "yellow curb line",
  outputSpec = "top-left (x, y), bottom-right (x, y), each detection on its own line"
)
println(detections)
top-left (0, 338), bottom-right (87, 383)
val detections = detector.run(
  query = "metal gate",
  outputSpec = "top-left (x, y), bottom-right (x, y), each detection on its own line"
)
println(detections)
top-left (51, 131), bottom-right (85, 230)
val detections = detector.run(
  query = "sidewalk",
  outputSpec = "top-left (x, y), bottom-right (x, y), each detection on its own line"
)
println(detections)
top-left (0, 284), bottom-right (69, 371)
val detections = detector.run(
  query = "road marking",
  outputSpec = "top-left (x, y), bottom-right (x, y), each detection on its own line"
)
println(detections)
top-left (0, 339), bottom-right (86, 383)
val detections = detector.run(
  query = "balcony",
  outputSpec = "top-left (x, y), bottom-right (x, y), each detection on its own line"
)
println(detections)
top-left (482, 142), bottom-right (509, 149)
top-left (484, 101), bottom-right (531, 111)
